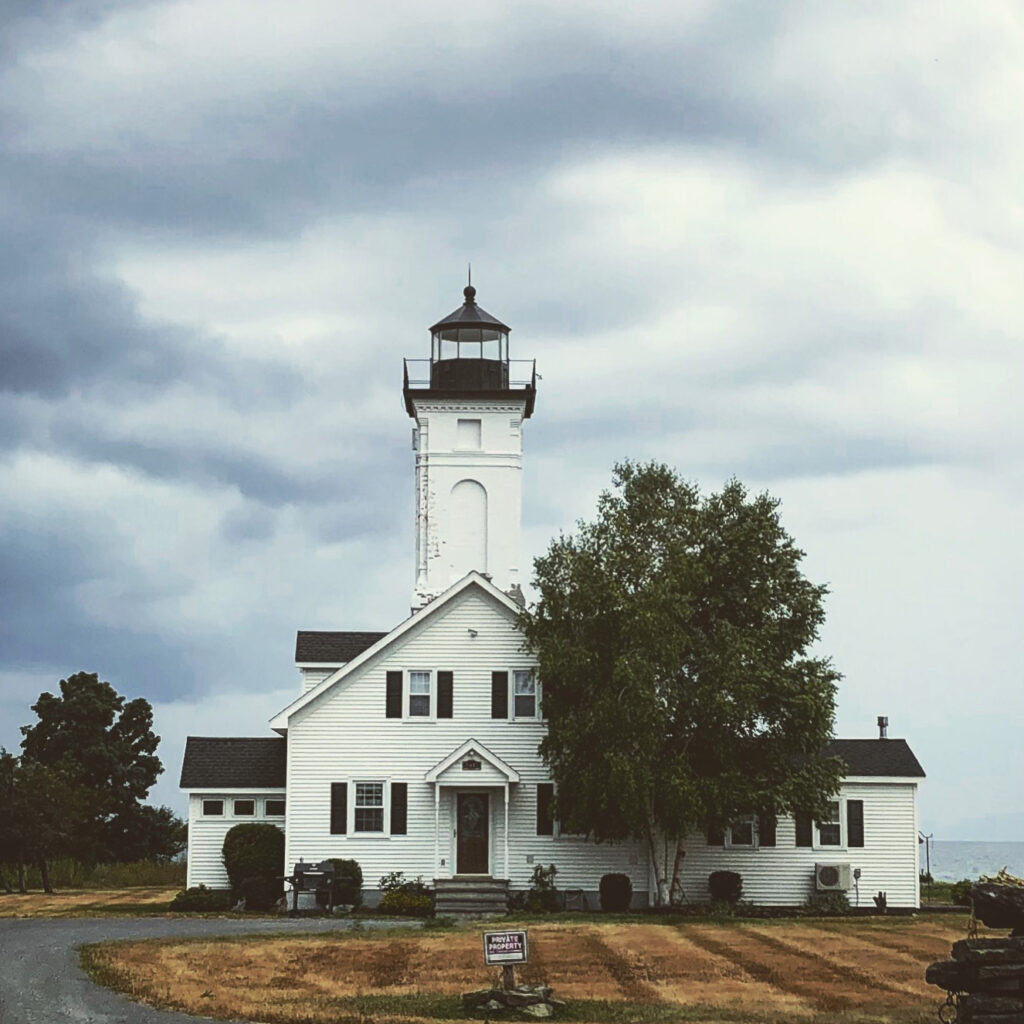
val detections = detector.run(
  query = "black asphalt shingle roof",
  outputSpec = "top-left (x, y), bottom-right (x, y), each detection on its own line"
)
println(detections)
top-left (824, 738), bottom-right (925, 778)
top-left (179, 737), bottom-right (286, 788)
top-left (295, 630), bottom-right (387, 663)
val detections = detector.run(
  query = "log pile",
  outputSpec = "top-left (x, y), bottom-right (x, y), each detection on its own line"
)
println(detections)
top-left (926, 873), bottom-right (1024, 1023)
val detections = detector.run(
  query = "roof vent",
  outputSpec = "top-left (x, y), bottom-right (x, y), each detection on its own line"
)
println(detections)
top-left (877, 715), bottom-right (889, 739)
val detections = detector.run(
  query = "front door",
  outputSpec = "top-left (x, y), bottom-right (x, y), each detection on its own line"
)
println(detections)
top-left (456, 792), bottom-right (489, 874)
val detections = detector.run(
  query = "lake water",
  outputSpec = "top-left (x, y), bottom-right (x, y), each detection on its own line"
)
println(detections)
top-left (927, 841), bottom-right (1024, 882)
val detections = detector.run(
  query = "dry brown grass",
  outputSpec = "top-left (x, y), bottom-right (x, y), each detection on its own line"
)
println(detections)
top-left (83, 913), bottom-right (982, 1023)
top-left (0, 886), bottom-right (179, 917)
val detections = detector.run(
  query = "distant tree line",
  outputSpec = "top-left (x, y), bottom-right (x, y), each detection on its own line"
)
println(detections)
top-left (0, 671), bottom-right (186, 893)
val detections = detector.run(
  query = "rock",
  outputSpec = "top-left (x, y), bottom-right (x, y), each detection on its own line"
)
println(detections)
top-left (518, 1002), bottom-right (553, 1018)
top-left (972, 884), bottom-right (1024, 932)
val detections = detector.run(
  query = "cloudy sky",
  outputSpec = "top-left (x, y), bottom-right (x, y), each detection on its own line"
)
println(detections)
top-left (2, 1), bottom-right (1021, 842)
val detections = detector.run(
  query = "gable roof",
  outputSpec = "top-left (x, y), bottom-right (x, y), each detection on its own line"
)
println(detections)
top-left (825, 738), bottom-right (925, 778)
top-left (295, 631), bottom-right (388, 663)
top-left (180, 737), bottom-right (286, 789)
top-left (270, 571), bottom-right (524, 732)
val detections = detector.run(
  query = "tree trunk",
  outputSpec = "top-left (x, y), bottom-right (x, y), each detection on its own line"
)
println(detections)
top-left (668, 840), bottom-right (686, 906)
top-left (37, 857), bottom-right (53, 894)
top-left (644, 810), bottom-right (669, 907)
top-left (0, 868), bottom-right (11, 894)
top-left (17, 862), bottom-right (27, 893)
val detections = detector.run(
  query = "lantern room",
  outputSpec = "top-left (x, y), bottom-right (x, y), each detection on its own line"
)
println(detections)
top-left (428, 284), bottom-right (510, 390)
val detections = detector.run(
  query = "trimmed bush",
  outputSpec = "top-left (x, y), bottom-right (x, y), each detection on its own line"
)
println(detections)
top-left (222, 823), bottom-right (284, 898)
top-left (708, 870), bottom-right (743, 904)
top-left (328, 858), bottom-right (363, 907)
top-left (239, 875), bottom-right (281, 912)
top-left (599, 873), bottom-right (633, 912)
top-left (169, 884), bottom-right (232, 911)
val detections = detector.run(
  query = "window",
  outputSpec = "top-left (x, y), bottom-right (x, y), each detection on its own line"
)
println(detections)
top-left (266, 799), bottom-right (286, 817)
top-left (354, 782), bottom-right (385, 832)
top-left (409, 671), bottom-right (431, 717)
top-left (729, 817), bottom-right (754, 847)
top-left (513, 670), bottom-right (537, 718)
top-left (202, 799), bottom-right (223, 816)
top-left (817, 801), bottom-right (842, 847)
top-left (233, 799), bottom-right (255, 816)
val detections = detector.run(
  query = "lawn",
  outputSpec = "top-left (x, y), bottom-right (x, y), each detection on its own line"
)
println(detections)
top-left (81, 913), bottom-right (979, 1023)
top-left (0, 886), bottom-right (182, 917)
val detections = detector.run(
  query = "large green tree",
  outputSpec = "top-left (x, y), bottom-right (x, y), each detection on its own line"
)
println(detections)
top-left (519, 462), bottom-right (843, 905)
top-left (19, 671), bottom-right (179, 864)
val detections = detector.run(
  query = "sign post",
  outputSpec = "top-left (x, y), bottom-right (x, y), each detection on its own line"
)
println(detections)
top-left (483, 930), bottom-right (528, 990)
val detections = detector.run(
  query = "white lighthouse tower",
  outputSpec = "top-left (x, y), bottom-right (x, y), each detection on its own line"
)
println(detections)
top-left (403, 285), bottom-right (537, 611)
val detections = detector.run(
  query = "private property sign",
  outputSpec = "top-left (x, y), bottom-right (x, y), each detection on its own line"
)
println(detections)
top-left (483, 930), bottom-right (529, 964)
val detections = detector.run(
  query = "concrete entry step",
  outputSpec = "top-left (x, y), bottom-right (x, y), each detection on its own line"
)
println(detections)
top-left (434, 877), bottom-right (509, 919)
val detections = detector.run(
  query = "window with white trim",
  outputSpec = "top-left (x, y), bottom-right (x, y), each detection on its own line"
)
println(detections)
top-left (513, 669), bottom-right (540, 719)
top-left (265, 799), bottom-right (286, 817)
top-left (728, 817), bottom-right (754, 847)
top-left (233, 799), bottom-right (255, 816)
top-left (816, 800), bottom-right (842, 847)
top-left (354, 781), bottom-right (385, 833)
top-left (408, 671), bottom-right (431, 718)
top-left (202, 799), bottom-right (223, 816)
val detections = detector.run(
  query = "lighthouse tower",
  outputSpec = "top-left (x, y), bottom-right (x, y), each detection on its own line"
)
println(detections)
top-left (403, 285), bottom-right (537, 611)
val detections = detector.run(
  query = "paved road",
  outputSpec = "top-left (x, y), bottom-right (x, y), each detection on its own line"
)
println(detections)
top-left (0, 916), bottom-right (412, 1023)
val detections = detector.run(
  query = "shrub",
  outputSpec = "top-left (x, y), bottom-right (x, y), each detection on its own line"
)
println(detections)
top-left (328, 858), bottom-right (363, 907)
top-left (599, 873), bottom-right (633, 912)
top-left (222, 823), bottom-right (284, 898)
top-left (238, 875), bottom-right (281, 912)
top-left (169, 884), bottom-right (232, 911)
top-left (709, 870), bottom-right (743, 904)
top-left (805, 890), bottom-right (850, 915)
top-left (951, 879), bottom-right (974, 906)
top-left (511, 863), bottom-right (560, 913)
top-left (377, 871), bottom-right (434, 916)
top-left (378, 889), bottom-right (434, 916)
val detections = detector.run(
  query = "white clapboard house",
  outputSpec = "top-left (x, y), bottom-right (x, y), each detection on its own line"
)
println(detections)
top-left (181, 286), bottom-right (926, 911)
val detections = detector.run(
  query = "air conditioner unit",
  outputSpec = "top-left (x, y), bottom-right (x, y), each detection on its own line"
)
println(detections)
top-left (815, 863), bottom-right (852, 891)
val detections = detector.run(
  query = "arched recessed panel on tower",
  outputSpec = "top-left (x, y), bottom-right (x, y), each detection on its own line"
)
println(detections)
top-left (448, 479), bottom-right (488, 581)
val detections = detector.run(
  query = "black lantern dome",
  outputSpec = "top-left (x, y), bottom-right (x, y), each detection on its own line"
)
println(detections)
top-left (428, 285), bottom-right (511, 390)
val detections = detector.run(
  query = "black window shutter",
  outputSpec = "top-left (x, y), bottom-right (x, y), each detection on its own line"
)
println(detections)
top-left (385, 671), bottom-right (402, 718)
top-left (437, 671), bottom-right (453, 719)
top-left (536, 783), bottom-right (554, 836)
top-left (758, 813), bottom-right (777, 847)
top-left (491, 671), bottom-right (508, 719)
top-left (390, 782), bottom-right (408, 835)
top-left (330, 783), bottom-right (347, 835)
top-left (847, 799), bottom-right (864, 848)
top-left (795, 811), bottom-right (813, 847)
top-left (706, 824), bottom-right (725, 846)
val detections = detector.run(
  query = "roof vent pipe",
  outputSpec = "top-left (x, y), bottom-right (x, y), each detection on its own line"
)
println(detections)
top-left (877, 715), bottom-right (889, 740)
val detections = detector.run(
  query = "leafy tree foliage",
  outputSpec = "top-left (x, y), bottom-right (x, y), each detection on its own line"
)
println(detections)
top-left (519, 462), bottom-right (843, 905)
top-left (18, 671), bottom-right (182, 866)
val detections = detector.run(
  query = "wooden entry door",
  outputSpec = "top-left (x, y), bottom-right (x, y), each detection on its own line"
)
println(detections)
top-left (456, 792), bottom-right (489, 874)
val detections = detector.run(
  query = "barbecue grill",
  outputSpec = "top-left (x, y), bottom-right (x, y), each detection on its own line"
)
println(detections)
top-left (284, 859), bottom-right (335, 914)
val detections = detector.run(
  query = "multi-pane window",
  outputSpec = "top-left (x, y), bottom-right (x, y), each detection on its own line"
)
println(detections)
top-left (818, 801), bottom-right (842, 846)
top-left (513, 670), bottom-right (537, 718)
top-left (409, 671), bottom-right (431, 717)
top-left (233, 799), bottom-right (255, 816)
top-left (729, 817), bottom-right (754, 847)
top-left (354, 782), bottom-right (385, 832)
top-left (265, 799), bottom-right (286, 817)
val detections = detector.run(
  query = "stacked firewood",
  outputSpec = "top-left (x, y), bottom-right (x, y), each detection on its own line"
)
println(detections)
top-left (926, 872), bottom-right (1024, 1023)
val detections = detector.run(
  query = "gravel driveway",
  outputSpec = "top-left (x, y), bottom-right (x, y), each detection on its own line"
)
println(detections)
top-left (0, 915), bottom-right (413, 1023)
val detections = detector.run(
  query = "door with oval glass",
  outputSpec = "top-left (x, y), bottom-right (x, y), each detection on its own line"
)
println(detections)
top-left (456, 791), bottom-right (489, 874)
